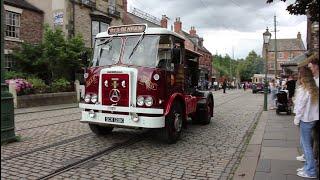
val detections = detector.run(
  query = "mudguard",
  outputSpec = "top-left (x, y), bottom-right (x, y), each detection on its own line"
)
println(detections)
top-left (164, 93), bottom-right (185, 116)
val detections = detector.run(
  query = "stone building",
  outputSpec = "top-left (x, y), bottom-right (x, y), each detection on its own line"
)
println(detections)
top-left (4, 0), bottom-right (44, 70)
top-left (262, 32), bottom-right (306, 76)
top-left (26, 0), bottom-right (126, 48)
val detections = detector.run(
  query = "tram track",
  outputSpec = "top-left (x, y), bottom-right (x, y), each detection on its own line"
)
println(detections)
top-left (37, 134), bottom-right (146, 180)
top-left (14, 106), bottom-right (79, 115)
top-left (16, 118), bottom-right (80, 132)
top-left (15, 112), bottom-right (80, 123)
top-left (1, 133), bottom-right (92, 161)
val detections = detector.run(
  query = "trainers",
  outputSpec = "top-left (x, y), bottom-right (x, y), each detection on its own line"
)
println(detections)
top-left (297, 167), bottom-right (304, 172)
top-left (297, 171), bottom-right (317, 179)
top-left (296, 154), bottom-right (306, 162)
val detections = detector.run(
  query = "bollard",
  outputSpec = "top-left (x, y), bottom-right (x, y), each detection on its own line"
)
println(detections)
top-left (8, 82), bottom-right (17, 108)
top-left (74, 80), bottom-right (80, 102)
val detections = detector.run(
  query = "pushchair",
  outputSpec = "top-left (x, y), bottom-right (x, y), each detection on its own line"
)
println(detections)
top-left (275, 90), bottom-right (292, 115)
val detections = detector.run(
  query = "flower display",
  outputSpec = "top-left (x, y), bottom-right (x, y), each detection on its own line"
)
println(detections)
top-left (5, 79), bottom-right (33, 95)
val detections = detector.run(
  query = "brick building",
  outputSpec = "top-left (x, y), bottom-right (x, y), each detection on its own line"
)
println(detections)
top-left (26, 0), bottom-right (126, 48)
top-left (4, 0), bottom-right (44, 70)
top-left (171, 17), bottom-right (213, 82)
top-left (263, 32), bottom-right (306, 76)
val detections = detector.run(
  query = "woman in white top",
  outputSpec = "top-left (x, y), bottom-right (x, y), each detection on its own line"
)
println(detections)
top-left (294, 66), bottom-right (319, 179)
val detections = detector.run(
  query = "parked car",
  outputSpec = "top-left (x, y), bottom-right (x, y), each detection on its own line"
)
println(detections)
top-left (252, 83), bottom-right (264, 93)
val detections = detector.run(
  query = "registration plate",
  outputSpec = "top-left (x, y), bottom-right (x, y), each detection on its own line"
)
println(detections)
top-left (105, 117), bottom-right (124, 123)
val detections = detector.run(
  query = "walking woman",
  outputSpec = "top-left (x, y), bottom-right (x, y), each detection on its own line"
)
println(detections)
top-left (294, 66), bottom-right (319, 179)
top-left (269, 79), bottom-right (277, 110)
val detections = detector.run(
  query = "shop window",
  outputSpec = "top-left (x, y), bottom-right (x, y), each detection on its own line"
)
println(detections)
top-left (5, 11), bottom-right (21, 38)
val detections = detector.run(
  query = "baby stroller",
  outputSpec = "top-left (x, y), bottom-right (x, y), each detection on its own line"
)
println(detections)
top-left (276, 90), bottom-right (292, 115)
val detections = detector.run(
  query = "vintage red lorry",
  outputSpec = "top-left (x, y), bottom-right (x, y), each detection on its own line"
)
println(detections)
top-left (79, 24), bottom-right (214, 143)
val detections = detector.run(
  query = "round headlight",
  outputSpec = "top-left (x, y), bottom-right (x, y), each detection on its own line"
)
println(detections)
top-left (91, 94), bottom-right (98, 103)
top-left (137, 96), bottom-right (144, 106)
top-left (84, 94), bottom-right (91, 103)
top-left (145, 96), bottom-right (153, 107)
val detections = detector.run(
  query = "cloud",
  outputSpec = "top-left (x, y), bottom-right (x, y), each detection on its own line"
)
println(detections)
top-left (128, 0), bottom-right (307, 58)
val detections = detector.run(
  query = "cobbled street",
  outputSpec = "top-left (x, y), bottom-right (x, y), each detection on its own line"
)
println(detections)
top-left (1, 90), bottom-right (263, 180)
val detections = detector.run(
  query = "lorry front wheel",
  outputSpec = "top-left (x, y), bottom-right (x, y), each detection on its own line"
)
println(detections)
top-left (199, 98), bottom-right (213, 125)
top-left (89, 124), bottom-right (114, 135)
top-left (161, 102), bottom-right (183, 144)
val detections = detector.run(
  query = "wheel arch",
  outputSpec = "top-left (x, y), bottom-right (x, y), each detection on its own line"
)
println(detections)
top-left (164, 93), bottom-right (186, 118)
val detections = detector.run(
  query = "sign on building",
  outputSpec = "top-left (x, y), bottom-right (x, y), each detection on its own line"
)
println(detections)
top-left (53, 11), bottom-right (64, 25)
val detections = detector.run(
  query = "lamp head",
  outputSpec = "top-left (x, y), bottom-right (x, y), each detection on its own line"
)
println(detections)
top-left (263, 27), bottom-right (271, 44)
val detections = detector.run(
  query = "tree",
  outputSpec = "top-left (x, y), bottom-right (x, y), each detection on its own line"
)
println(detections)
top-left (236, 50), bottom-right (264, 81)
top-left (266, 0), bottom-right (319, 22)
top-left (13, 26), bottom-right (86, 84)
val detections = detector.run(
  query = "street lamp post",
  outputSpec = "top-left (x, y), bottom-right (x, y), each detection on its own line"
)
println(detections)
top-left (1, 0), bottom-right (17, 143)
top-left (263, 28), bottom-right (271, 111)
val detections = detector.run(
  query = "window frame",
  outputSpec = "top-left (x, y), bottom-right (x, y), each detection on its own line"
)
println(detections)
top-left (5, 10), bottom-right (21, 39)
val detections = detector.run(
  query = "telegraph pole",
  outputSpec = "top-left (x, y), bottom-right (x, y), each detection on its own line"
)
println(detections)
top-left (274, 15), bottom-right (278, 78)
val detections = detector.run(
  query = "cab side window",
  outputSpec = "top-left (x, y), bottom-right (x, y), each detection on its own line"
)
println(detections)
top-left (157, 35), bottom-right (173, 71)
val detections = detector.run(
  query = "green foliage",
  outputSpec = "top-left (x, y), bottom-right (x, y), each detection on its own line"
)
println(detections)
top-left (266, 0), bottom-right (319, 22)
top-left (236, 50), bottom-right (264, 81)
top-left (27, 77), bottom-right (48, 93)
top-left (12, 26), bottom-right (86, 85)
top-left (4, 71), bottom-right (27, 80)
top-left (212, 54), bottom-right (238, 80)
top-left (51, 78), bottom-right (71, 92)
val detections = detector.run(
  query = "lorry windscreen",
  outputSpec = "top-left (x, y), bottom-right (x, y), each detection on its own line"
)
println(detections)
top-left (122, 35), bottom-right (160, 67)
top-left (92, 37), bottom-right (121, 66)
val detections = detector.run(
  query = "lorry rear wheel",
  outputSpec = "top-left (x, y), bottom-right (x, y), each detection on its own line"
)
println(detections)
top-left (89, 124), bottom-right (114, 135)
top-left (161, 102), bottom-right (183, 144)
top-left (200, 98), bottom-right (213, 125)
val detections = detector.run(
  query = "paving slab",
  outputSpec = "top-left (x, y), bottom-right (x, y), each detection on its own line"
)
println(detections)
top-left (256, 159), bottom-right (271, 172)
top-left (261, 147), bottom-right (299, 161)
top-left (233, 156), bottom-right (259, 180)
top-left (262, 140), bottom-right (299, 148)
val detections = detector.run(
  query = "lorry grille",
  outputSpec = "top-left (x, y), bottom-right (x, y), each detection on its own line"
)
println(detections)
top-left (101, 74), bottom-right (129, 106)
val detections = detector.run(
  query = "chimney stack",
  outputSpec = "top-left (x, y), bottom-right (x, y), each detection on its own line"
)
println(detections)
top-left (160, 15), bottom-right (168, 29)
top-left (189, 26), bottom-right (197, 36)
top-left (297, 32), bottom-right (301, 39)
top-left (174, 17), bottom-right (182, 33)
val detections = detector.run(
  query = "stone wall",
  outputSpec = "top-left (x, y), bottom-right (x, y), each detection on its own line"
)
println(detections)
top-left (74, 4), bottom-right (92, 48)
top-left (17, 92), bottom-right (77, 108)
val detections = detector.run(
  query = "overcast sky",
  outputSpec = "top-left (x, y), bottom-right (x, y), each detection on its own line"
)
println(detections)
top-left (127, 0), bottom-right (307, 59)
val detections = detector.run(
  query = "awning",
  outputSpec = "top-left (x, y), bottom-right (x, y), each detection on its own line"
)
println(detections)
top-left (185, 48), bottom-right (203, 57)
top-left (281, 52), bottom-right (307, 67)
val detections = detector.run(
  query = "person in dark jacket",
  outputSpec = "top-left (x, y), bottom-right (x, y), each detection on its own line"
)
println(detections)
top-left (286, 75), bottom-right (296, 99)
top-left (222, 80), bottom-right (227, 93)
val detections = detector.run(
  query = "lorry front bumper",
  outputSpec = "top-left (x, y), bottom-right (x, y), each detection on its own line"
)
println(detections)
top-left (79, 103), bottom-right (165, 128)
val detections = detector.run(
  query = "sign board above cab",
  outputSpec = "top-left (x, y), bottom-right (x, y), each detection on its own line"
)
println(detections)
top-left (108, 24), bottom-right (147, 35)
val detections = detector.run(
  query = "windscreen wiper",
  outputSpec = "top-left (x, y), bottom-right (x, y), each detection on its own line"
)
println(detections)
top-left (97, 36), bottom-right (114, 46)
top-left (128, 33), bottom-right (145, 59)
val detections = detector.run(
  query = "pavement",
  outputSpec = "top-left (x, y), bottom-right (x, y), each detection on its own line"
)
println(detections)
top-left (234, 108), bottom-right (318, 180)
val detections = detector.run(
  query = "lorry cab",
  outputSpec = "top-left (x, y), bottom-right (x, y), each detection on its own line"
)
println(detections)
top-left (79, 24), bottom-right (214, 143)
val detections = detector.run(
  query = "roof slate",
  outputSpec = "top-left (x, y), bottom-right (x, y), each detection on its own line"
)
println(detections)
top-left (4, 0), bottom-right (43, 13)
top-left (268, 38), bottom-right (306, 52)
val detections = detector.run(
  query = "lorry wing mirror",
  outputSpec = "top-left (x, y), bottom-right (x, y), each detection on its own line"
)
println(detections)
top-left (172, 48), bottom-right (181, 64)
